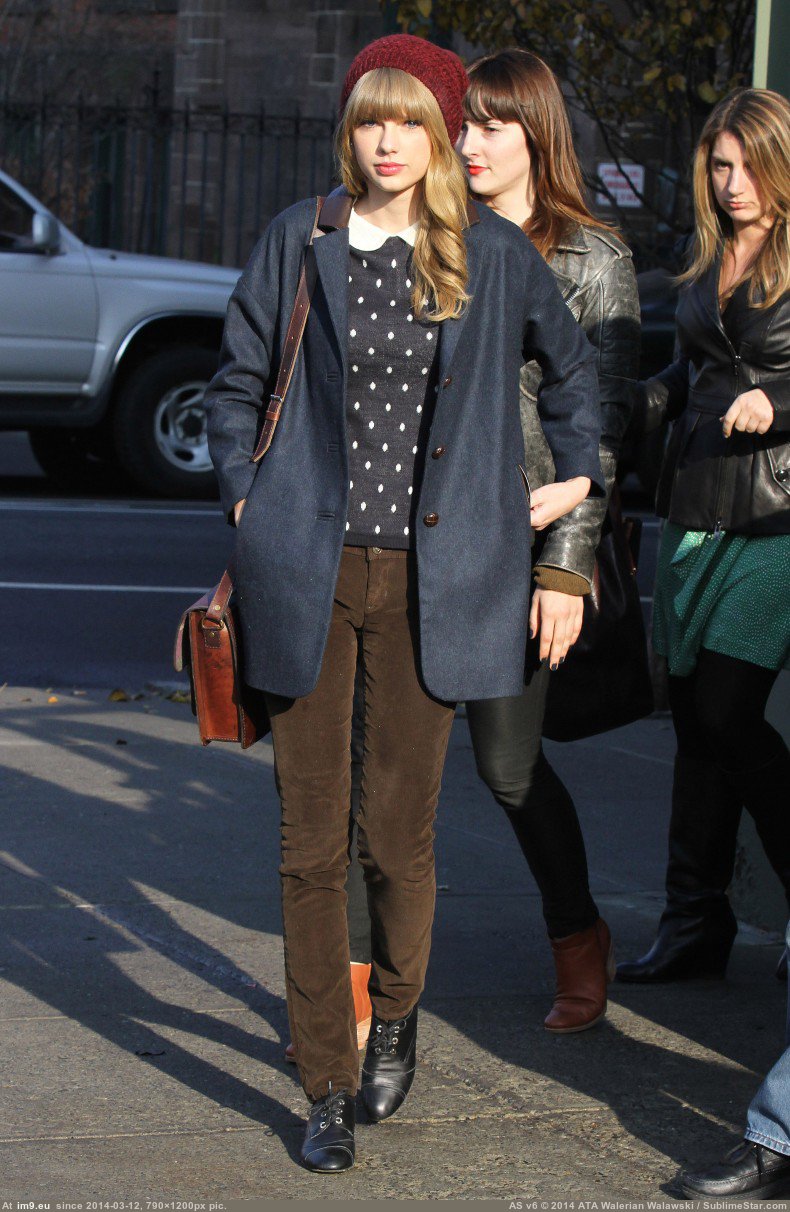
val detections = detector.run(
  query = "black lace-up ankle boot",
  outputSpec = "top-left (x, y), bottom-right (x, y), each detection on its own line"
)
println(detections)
top-left (361, 1005), bottom-right (418, 1123)
top-left (300, 1084), bottom-right (355, 1172)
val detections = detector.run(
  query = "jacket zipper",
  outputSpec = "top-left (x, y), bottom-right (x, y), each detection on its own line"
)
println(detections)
top-left (712, 316), bottom-right (741, 540)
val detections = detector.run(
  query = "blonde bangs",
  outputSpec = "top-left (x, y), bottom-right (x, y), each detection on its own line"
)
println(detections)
top-left (341, 66), bottom-right (440, 133)
top-left (335, 66), bottom-right (470, 322)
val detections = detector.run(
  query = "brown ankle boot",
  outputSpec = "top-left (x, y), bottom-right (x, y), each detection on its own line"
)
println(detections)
top-left (285, 962), bottom-right (372, 1062)
top-left (544, 918), bottom-right (615, 1034)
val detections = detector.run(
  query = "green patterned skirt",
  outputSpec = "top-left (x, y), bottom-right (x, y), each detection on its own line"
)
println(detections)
top-left (652, 523), bottom-right (790, 677)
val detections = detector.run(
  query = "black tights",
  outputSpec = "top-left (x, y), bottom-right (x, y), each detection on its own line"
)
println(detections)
top-left (668, 647), bottom-right (785, 772)
top-left (465, 658), bottom-right (598, 939)
top-left (667, 647), bottom-right (790, 910)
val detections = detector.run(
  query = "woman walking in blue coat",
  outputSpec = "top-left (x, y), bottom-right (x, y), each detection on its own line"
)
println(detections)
top-left (206, 34), bottom-right (602, 1173)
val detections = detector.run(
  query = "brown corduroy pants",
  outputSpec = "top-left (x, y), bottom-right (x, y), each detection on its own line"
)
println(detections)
top-left (264, 546), bottom-right (456, 1101)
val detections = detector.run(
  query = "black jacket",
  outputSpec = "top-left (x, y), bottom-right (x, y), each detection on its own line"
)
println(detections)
top-left (643, 256), bottom-right (790, 535)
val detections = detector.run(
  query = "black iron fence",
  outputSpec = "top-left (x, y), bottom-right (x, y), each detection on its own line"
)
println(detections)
top-left (0, 95), bottom-right (337, 266)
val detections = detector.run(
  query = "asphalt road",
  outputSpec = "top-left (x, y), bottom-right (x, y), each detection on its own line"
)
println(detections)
top-left (0, 430), bottom-right (660, 689)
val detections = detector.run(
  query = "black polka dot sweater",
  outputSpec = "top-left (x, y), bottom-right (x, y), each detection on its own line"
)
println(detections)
top-left (345, 238), bottom-right (439, 548)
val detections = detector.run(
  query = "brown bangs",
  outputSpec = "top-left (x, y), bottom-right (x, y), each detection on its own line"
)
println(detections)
top-left (464, 63), bottom-right (524, 129)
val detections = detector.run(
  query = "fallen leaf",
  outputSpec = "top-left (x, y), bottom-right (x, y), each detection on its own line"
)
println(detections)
top-left (47, 695), bottom-right (59, 704)
top-left (72, 689), bottom-right (87, 697)
top-left (108, 689), bottom-right (129, 702)
top-left (135, 1049), bottom-right (166, 1058)
top-left (167, 690), bottom-right (192, 703)
top-left (115, 738), bottom-right (128, 746)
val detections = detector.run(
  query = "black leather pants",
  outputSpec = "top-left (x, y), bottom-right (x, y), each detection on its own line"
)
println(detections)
top-left (465, 655), bottom-right (599, 939)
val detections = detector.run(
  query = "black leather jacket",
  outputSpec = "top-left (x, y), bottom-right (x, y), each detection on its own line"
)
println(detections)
top-left (643, 257), bottom-right (790, 535)
top-left (521, 223), bottom-right (640, 588)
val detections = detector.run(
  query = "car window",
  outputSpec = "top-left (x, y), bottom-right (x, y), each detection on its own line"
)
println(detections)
top-left (0, 182), bottom-right (35, 251)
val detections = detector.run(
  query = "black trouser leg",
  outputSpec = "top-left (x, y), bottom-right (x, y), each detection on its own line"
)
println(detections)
top-left (466, 657), bottom-right (598, 940)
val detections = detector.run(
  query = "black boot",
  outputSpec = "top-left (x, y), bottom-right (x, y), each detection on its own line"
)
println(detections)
top-left (361, 1005), bottom-right (418, 1123)
top-left (617, 754), bottom-right (741, 983)
top-left (300, 1086), bottom-right (355, 1173)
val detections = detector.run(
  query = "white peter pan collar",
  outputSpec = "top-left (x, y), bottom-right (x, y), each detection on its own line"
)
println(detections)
top-left (348, 207), bottom-right (418, 251)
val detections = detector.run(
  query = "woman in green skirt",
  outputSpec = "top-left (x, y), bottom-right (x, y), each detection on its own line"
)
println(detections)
top-left (617, 87), bottom-right (790, 984)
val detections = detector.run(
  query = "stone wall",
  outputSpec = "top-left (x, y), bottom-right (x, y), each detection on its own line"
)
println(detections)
top-left (174, 0), bottom-right (385, 117)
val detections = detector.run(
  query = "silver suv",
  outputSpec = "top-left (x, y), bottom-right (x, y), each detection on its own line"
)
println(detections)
top-left (0, 170), bottom-right (239, 497)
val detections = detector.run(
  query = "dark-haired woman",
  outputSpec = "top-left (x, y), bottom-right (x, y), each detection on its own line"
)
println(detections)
top-left (617, 87), bottom-right (790, 985)
top-left (457, 48), bottom-right (641, 1032)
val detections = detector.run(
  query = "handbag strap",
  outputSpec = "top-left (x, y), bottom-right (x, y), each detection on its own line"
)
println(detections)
top-left (200, 198), bottom-right (325, 627)
top-left (251, 195), bottom-right (325, 463)
top-left (203, 561), bottom-right (235, 628)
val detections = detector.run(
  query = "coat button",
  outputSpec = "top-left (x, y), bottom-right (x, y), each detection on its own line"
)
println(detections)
top-left (431, 445), bottom-right (446, 459)
top-left (423, 512), bottom-right (439, 527)
top-left (443, 375), bottom-right (453, 387)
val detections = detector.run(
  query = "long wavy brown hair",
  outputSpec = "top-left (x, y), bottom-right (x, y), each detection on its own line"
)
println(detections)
top-left (335, 67), bottom-right (470, 322)
top-left (680, 88), bottom-right (790, 309)
top-left (464, 48), bottom-right (615, 261)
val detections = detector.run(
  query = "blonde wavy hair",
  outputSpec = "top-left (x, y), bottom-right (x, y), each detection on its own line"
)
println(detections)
top-left (680, 87), bottom-right (790, 309)
top-left (335, 67), bottom-right (470, 322)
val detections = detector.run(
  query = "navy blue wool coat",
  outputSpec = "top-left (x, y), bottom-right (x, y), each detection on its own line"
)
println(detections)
top-left (206, 189), bottom-right (603, 702)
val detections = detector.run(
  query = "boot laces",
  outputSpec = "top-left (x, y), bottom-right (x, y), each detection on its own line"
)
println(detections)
top-left (372, 1018), bottom-right (406, 1055)
top-left (318, 1083), bottom-right (348, 1130)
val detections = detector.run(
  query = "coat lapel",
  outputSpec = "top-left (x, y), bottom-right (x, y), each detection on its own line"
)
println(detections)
top-left (438, 220), bottom-right (480, 380)
top-left (312, 227), bottom-right (349, 370)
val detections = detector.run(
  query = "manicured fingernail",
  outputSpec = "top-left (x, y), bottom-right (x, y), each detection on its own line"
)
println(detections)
top-left (550, 662), bottom-right (558, 671)
top-left (560, 657), bottom-right (566, 664)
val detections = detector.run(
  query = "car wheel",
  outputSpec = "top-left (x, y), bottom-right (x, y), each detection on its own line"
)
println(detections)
top-left (29, 426), bottom-right (126, 491)
top-left (113, 346), bottom-right (219, 498)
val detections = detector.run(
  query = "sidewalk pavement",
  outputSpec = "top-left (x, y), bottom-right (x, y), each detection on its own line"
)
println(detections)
top-left (0, 686), bottom-right (786, 1201)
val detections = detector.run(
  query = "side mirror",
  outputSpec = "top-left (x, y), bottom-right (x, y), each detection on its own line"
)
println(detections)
top-left (31, 212), bottom-right (61, 254)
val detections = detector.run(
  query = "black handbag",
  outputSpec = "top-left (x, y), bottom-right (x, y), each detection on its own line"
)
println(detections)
top-left (542, 486), bottom-right (654, 741)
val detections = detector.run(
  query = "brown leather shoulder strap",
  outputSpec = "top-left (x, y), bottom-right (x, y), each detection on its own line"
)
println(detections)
top-left (203, 564), bottom-right (235, 627)
top-left (251, 196), bottom-right (325, 464)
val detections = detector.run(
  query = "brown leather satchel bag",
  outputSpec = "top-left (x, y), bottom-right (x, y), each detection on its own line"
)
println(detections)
top-left (173, 197), bottom-right (324, 747)
top-left (173, 564), bottom-right (269, 748)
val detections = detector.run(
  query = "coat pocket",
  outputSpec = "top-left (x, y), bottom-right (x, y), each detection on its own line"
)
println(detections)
top-left (766, 445), bottom-right (790, 498)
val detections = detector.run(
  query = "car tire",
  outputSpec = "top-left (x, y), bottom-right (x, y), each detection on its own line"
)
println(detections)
top-left (113, 346), bottom-right (219, 499)
top-left (29, 426), bottom-right (127, 492)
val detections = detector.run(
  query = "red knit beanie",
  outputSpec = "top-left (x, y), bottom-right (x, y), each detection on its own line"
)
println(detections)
top-left (340, 34), bottom-right (469, 146)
